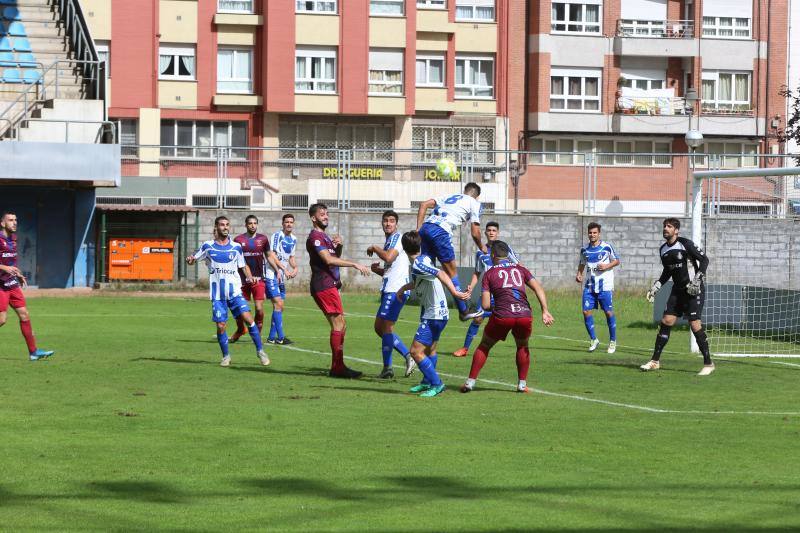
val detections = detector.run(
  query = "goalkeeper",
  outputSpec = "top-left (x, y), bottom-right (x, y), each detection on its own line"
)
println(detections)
top-left (642, 217), bottom-right (714, 376)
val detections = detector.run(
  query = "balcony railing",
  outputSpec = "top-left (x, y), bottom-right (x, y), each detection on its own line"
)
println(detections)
top-left (616, 19), bottom-right (695, 39)
top-left (616, 96), bottom-right (688, 116)
top-left (700, 103), bottom-right (755, 117)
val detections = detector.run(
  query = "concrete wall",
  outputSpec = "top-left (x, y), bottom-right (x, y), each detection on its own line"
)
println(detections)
top-left (193, 211), bottom-right (800, 292)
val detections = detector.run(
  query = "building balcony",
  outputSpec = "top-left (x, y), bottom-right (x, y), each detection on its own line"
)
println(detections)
top-left (614, 19), bottom-right (698, 57)
top-left (698, 104), bottom-right (763, 136)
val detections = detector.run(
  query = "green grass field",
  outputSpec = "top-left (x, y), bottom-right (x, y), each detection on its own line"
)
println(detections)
top-left (1, 292), bottom-right (799, 531)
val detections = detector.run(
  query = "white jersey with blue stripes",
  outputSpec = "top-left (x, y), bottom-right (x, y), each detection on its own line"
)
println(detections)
top-left (267, 231), bottom-right (297, 281)
top-left (381, 232), bottom-right (410, 293)
top-left (579, 240), bottom-right (618, 293)
top-left (424, 193), bottom-right (482, 236)
top-left (193, 239), bottom-right (246, 301)
top-left (412, 254), bottom-right (449, 320)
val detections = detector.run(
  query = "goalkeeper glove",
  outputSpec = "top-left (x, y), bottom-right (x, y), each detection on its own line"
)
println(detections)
top-left (686, 273), bottom-right (704, 296)
top-left (646, 280), bottom-right (661, 303)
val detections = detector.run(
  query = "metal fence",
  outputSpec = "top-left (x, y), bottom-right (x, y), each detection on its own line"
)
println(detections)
top-left (111, 145), bottom-right (800, 217)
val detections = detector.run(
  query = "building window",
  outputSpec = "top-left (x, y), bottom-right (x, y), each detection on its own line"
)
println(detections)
top-left (112, 118), bottom-right (137, 157)
top-left (217, 48), bottom-right (253, 93)
top-left (218, 0), bottom-right (253, 13)
top-left (699, 142), bottom-right (759, 168)
top-left (370, 0), bottom-right (403, 15)
top-left (416, 54), bottom-right (445, 87)
top-left (529, 137), bottom-right (672, 167)
top-left (95, 40), bottom-right (109, 76)
top-left (455, 0), bottom-right (494, 21)
top-left (455, 56), bottom-right (494, 98)
top-left (702, 16), bottom-right (751, 38)
top-left (417, 0), bottom-right (446, 9)
top-left (159, 45), bottom-right (195, 80)
top-left (551, 2), bottom-right (601, 34)
top-left (369, 49), bottom-right (403, 95)
top-left (160, 120), bottom-right (248, 159)
top-left (411, 126), bottom-right (495, 164)
top-left (295, 47), bottom-right (336, 93)
top-left (619, 77), bottom-right (664, 91)
top-left (701, 71), bottom-right (751, 112)
top-left (296, 1), bottom-right (336, 13)
top-left (550, 68), bottom-right (601, 112)
top-left (278, 122), bottom-right (394, 161)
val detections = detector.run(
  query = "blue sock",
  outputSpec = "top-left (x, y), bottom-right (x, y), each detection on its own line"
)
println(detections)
top-left (608, 314), bottom-right (617, 341)
top-left (392, 333), bottom-right (409, 360)
top-left (381, 333), bottom-right (394, 366)
top-left (273, 310), bottom-right (284, 340)
top-left (584, 315), bottom-right (597, 340)
top-left (430, 352), bottom-right (438, 368)
top-left (247, 322), bottom-right (263, 351)
top-left (217, 332), bottom-right (229, 357)
top-left (464, 321), bottom-right (480, 349)
top-left (268, 315), bottom-right (277, 341)
top-left (452, 275), bottom-right (468, 313)
top-left (418, 357), bottom-right (442, 387)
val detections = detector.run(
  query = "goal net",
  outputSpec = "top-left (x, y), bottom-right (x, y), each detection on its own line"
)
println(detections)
top-left (694, 165), bottom-right (800, 357)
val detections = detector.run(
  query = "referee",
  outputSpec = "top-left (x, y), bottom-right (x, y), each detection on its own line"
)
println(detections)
top-left (642, 217), bottom-right (714, 376)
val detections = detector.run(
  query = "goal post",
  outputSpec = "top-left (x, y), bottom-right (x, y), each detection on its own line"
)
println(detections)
top-left (691, 165), bottom-right (800, 358)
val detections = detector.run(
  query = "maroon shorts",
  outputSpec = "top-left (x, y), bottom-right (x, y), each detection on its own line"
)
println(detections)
top-left (484, 315), bottom-right (532, 342)
top-left (242, 279), bottom-right (266, 301)
top-left (0, 287), bottom-right (26, 313)
top-left (312, 287), bottom-right (344, 315)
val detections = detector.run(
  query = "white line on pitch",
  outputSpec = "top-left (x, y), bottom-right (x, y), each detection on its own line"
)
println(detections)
top-left (770, 361), bottom-right (800, 368)
top-left (272, 344), bottom-right (800, 417)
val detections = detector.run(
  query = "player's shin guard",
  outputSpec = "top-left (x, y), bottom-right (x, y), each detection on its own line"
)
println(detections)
top-left (452, 275), bottom-right (468, 313)
top-left (272, 310), bottom-right (285, 340)
top-left (381, 333), bottom-right (394, 366)
top-left (584, 315), bottom-right (597, 340)
top-left (464, 321), bottom-right (480, 349)
top-left (652, 324), bottom-right (671, 361)
top-left (608, 314), bottom-right (617, 341)
top-left (247, 323), bottom-right (263, 351)
top-left (392, 333), bottom-right (409, 360)
top-left (417, 357), bottom-right (442, 387)
top-left (217, 332), bottom-right (229, 357)
top-left (515, 346), bottom-right (530, 381)
top-left (693, 328), bottom-right (712, 365)
top-left (19, 320), bottom-right (36, 353)
top-left (330, 330), bottom-right (345, 372)
top-left (469, 345), bottom-right (489, 380)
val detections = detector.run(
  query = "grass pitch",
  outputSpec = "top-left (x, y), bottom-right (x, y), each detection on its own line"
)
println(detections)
top-left (1, 292), bottom-right (798, 531)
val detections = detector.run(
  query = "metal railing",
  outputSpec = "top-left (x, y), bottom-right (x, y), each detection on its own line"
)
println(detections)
top-left (617, 19), bottom-right (695, 38)
top-left (616, 96), bottom-right (689, 116)
top-left (700, 103), bottom-right (755, 116)
top-left (57, 0), bottom-right (101, 85)
top-left (13, 118), bottom-right (115, 143)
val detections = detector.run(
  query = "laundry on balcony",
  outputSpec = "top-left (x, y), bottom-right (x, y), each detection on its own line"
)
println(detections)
top-left (615, 87), bottom-right (686, 116)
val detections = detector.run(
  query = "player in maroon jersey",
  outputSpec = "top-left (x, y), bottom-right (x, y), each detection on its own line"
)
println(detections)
top-left (230, 215), bottom-right (284, 342)
top-left (0, 211), bottom-right (54, 361)
top-left (460, 241), bottom-right (554, 393)
top-left (306, 203), bottom-right (371, 378)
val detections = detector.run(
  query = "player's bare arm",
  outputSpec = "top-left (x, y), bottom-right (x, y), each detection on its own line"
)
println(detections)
top-left (287, 255), bottom-right (298, 278)
top-left (367, 245), bottom-right (399, 264)
top-left (576, 263), bottom-right (585, 283)
top-left (370, 263), bottom-right (385, 276)
top-left (436, 270), bottom-right (470, 300)
top-left (468, 271), bottom-right (480, 292)
top-left (470, 222), bottom-right (483, 250)
top-left (240, 264), bottom-right (256, 285)
top-left (186, 255), bottom-right (196, 265)
top-left (318, 249), bottom-right (370, 276)
top-left (596, 258), bottom-right (620, 272)
top-left (415, 198), bottom-right (436, 229)
top-left (266, 250), bottom-right (285, 277)
top-left (526, 278), bottom-right (554, 326)
top-left (396, 281), bottom-right (414, 298)
top-left (481, 289), bottom-right (492, 311)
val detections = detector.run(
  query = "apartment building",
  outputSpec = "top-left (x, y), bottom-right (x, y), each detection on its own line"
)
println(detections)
top-left (83, 0), bottom-right (525, 211)
top-left (524, 0), bottom-right (789, 213)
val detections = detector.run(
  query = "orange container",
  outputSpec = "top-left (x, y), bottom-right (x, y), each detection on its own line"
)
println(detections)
top-left (108, 238), bottom-right (175, 281)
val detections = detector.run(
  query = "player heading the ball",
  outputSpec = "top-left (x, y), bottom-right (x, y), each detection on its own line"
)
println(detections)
top-left (415, 182), bottom-right (484, 322)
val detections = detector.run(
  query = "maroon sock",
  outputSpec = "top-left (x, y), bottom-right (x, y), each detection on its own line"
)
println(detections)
top-left (330, 330), bottom-right (345, 372)
top-left (516, 345), bottom-right (531, 381)
top-left (19, 320), bottom-right (36, 353)
top-left (469, 344), bottom-right (490, 380)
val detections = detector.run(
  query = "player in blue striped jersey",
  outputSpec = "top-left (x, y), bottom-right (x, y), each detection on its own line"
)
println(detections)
top-left (367, 210), bottom-right (415, 379)
top-left (575, 222), bottom-right (620, 353)
top-left (265, 214), bottom-right (299, 345)
top-left (186, 216), bottom-right (269, 367)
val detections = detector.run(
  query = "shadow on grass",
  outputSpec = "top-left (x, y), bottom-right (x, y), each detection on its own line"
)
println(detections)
top-left (132, 356), bottom-right (330, 378)
top-left (565, 360), bottom-right (697, 374)
top-left (627, 321), bottom-right (690, 332)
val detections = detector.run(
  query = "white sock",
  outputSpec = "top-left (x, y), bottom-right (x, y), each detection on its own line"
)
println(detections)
top-left (518, 380), bottom-right (527, 390)
top-left (465, 378), bottom-right (476, 389)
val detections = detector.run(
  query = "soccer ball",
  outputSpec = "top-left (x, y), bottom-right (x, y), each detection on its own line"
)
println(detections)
top-left (435, 158), bottom-right (458, 180)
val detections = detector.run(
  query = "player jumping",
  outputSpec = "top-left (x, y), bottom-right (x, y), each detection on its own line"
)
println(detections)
top-left (643, 217), bottom-right (714, 376)
top-left (266, 213), bottom-right (298, 345)
top-left (367, 210), bottom-right (415, 379)
top-left (186, 216), bottom-right (269, 367)
top-left (461, 241), bottom-right (554, 393)
top-left (307, 203), bottom-right (371, 378)
top-left (453, 221), bottom-right (519, 358)
top-left (395, 231), bottom-right (471, 397)
top-left (575, 222), bottom-right (620, 354)
top-left (0, 211), bottom-right (55, 361)
top-left (415, 182), bottom-right (484, 321)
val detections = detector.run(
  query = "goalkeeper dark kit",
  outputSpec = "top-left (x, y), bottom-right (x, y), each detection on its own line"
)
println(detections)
top-left (658, 237), bottom-right (709, 320)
